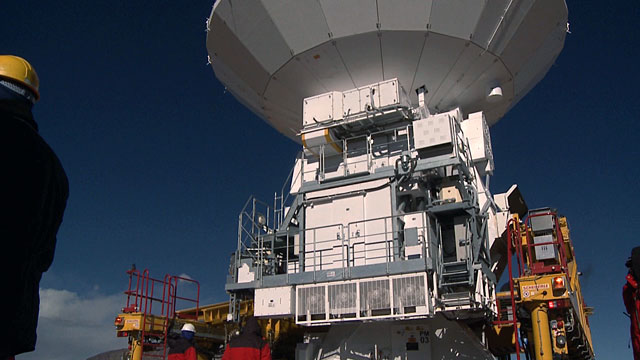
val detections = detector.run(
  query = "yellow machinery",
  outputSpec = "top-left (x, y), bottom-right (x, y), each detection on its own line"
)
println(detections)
top-left (113, 269), bottom-right (300, 360)
top-left (488, 209), bottom-right (595, 360)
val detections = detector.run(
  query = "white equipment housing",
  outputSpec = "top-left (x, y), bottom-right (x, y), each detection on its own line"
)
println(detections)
top-left (206, 0), bottom-right (568, 358)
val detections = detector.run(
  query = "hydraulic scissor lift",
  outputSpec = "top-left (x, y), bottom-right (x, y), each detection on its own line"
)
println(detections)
top-left (488, 209), bottom-right (595, 360)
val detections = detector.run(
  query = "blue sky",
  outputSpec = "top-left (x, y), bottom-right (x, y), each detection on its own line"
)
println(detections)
top-left (3, 0), bottom-right (638, 359)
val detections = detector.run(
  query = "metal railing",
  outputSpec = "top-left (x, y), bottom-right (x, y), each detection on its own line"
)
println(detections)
top-left (295, 126), bottom-right (411, 185)
top-left (259, 211), bottom-right (433, 282)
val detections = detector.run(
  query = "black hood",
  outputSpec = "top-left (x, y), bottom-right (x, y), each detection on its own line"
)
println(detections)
top-left (628, 246), bottom-right (640, 280)
top-left (243, 316), bottom-right (262, 337)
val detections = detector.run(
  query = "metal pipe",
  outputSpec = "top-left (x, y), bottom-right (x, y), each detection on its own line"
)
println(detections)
top-left (131, 339), bottom-right (143, 360)
top-left (530, 302), bottom-right (553, 360)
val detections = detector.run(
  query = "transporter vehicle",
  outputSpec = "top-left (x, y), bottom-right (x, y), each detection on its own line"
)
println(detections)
top-left (116, 0), bottom-right (595, 359)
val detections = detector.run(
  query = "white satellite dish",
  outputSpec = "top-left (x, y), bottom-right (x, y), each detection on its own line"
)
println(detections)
top-left (206, 0), bottom-right (567, 141)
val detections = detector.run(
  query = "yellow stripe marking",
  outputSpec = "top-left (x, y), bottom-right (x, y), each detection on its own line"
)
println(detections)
top-left (324, 129), bottom-right (343, 154)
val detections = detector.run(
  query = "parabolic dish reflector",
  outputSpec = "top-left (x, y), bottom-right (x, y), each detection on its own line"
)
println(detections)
top-left (206, 0), bottom-right (567, 140)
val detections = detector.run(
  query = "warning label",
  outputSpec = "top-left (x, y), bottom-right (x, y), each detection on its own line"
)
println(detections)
top-left (125, 319), bottom-right (140, 329)
top-left (522, 283), bottom-right (549, 291)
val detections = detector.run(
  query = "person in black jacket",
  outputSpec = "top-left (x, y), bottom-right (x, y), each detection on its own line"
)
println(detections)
top-left (0, 55), bottom-right (69, 359)
top-left (167, 323), bottom-right (197, 360)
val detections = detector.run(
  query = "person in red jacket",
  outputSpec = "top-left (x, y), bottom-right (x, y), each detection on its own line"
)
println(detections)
top-left (222, 316), bottom-right (271, 360)
top-left (624, 246), bottom-right (640, 360)
top-left (168, 323), bottom-right (197, 360)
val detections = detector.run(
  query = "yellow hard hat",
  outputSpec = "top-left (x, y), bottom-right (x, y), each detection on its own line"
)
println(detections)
top-left (0, 55), bottom-right (40, 101)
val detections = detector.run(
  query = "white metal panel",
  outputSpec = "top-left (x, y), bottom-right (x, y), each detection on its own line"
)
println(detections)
top-left (454, 58), bottom-right (513, 120)
top-left (319, 0), bottom-right (378, 38)
top-left (228, 0), bottom-right (291, 74)
top-left (412, 33), bottom-right (466, 107)
top-left (413, 114), bottom-right (453, 150)
top-left (210, 0), bottom-right (236, 32)
top-left (264, 77), bottom-right (301, 121)
top-left (262, 0), bottom-right (331, 55)
top-left (255, 286), bottom-right (294, 317)
top-left (435, 50), bottom-right (499, 112)
top-left (342, 88), bottom-right (360, 116)
top-left (262, 101), bottom-right (299, 138)
top-left (358, 85), bottom-right (378, 112)
top-left (208, 17), bottom-right (271, 95)
top-left (272, 57), bottom-right (329, 104)
top-left (335, 33), bottom-right (384, 87)
top-left (460, 112), bottom-right (492, 163)
top-left (296, 41), bottom-right (356, 92)
top-left (363, 187), bottom-right (392, 264)
top-left (336, 194), bottom-right (365, 226)
top-left (304, 194), bottom-right (364, 271)
top-left (378, 79), bottom-right (401, 108)
top-left (365, 186), bottom-right (392, 219)
top-left (211, 58), bottom-right (265, 120)
top-left (307, 180), bottom-right (389, 201)
top-left (533, 234), bottom-right (557, 260)
top-left (429, 42), bottom-right (487, 112)
top-left (237, 263), bottom-right (255, 283)
top-left (429, 0), bottom-right (486, 40)
top-left (487, 0), bottom-right (535, 55)
top-left (380, 32), bottom-right (425, 93)
top-left (483, 100), bottom-right (511, 127)
top-left (303, 92), bottom-right (343, 126)
top-left (377, 0), bottom-right (431, 31)
top-left (513, 23), bottom-right (566, 96)
top-left (304, 225), bottom-right (340, 252)
top-left (344, 153), bottom-right (369, 176)
top-left (290, 158), bottom-right (303, 194)
top-left (471, 0), bottom-right (510, 49)
top-left (498, 0), bottom-right (566, 70)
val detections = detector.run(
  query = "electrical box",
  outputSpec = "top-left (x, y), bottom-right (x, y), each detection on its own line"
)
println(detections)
top-left (303, 91), bottom-right (343, 127)
top-left (404, 212), bottom-right (428, 259)
top-left (531, 214), bottom-right (554, 233)
top-left (254, 286), bottom-right (294, 317)
top-left (440, 185), bottom-right (462, 203)
top-left (460, 111), bottom-right (494, 173)
top-left (342, 78), bottom-right (408, 117)
top-left (413, 113), bottom-right (453, 150)
top-left (533, 234), bottom-right (557, 260)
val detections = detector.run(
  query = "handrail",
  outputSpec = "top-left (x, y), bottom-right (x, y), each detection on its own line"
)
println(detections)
top-left (120, 268), bottom-right (201, 359)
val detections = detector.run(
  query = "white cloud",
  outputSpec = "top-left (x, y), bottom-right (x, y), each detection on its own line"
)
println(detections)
top-left (174, 274), bottom-right (200, 310)
top-left (17, 288), bottom-right (127, 360)
top-left (177, 273), bottom-right (193, 280)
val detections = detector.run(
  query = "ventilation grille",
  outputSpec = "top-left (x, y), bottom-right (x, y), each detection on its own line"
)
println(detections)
top-left (297, 285), bottom-right (325, 319)
top-left (360, 279), bottom-right (390, 314)
top-left (329, 282), bottom-right (357, 317)
top-left (296, 273), bottom-right (429, 325)
top-left (393, 275), bottom-right (426, 312)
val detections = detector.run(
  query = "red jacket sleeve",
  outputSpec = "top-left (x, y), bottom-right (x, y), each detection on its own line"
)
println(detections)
top-left (261, 343), bottom-right (272, 360)
top-left (221, 345), bottom-right (230, 360)
top-left (185, 346), bottom-right (197, 360)
top-left (625, 283), bottom-right (635, 314)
